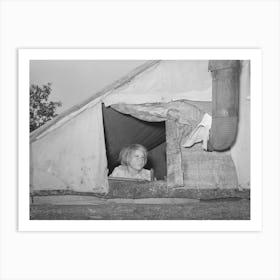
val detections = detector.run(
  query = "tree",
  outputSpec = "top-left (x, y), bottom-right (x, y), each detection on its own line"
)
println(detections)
top-left (30, 83), bottom-right (62, 132)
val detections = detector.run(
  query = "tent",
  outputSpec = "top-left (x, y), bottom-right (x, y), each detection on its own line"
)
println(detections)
top-left (30, 60), bottom-right (250, 194)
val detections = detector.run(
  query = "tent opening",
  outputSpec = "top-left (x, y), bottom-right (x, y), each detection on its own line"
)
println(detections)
top-left (102, 104), bottom-right (167, 180)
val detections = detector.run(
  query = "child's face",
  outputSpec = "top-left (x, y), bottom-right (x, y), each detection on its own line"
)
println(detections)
top-left (128, 150), bottom-right (146, 171)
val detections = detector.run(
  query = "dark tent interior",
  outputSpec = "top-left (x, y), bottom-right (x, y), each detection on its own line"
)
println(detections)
top-left (102, 104), bottom-right (167, 180)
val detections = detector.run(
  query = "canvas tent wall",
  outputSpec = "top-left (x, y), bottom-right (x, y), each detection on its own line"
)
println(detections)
top-left (231, 60), bottom-right (250, 188)
top-left (30, 60), bottom-right (250, 193)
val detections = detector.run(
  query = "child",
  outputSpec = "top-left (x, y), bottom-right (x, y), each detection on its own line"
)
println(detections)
top-left (110, 144), bottom-right (151, 181)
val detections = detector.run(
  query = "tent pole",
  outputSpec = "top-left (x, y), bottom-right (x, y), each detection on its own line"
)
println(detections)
top-left (166, 119), bottom-right (184, 188)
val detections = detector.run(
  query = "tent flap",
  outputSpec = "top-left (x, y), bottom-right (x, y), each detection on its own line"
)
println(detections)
top-left (111, 100), bottom-right (206, 126)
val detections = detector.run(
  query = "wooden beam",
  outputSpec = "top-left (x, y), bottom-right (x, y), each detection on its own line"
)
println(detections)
top-left (166, 119), bottom-right (184, 188)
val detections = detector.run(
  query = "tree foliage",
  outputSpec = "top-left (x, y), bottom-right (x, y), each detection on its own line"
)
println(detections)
top-left (30, 83), bottom-right (62, 132)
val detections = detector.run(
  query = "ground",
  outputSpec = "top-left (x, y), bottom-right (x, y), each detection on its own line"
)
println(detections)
top-left (30, 196), bottom-right (250, 220)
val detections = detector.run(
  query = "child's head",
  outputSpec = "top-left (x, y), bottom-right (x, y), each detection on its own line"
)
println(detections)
top-left (119, 144), bottom-right (148, 171)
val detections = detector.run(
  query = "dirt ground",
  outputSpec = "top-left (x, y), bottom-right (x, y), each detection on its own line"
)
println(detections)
top-left (30, 196), bottom-right (250, 220)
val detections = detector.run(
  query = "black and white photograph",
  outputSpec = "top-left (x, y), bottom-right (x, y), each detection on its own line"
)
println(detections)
top-left (1, 1), bottom-right (279, 280)
top-left (28, 57), bottom-right (251, 221)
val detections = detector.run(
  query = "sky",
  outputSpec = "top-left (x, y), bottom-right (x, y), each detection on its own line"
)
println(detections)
top-left (30, 60), bottom-right (145, 113)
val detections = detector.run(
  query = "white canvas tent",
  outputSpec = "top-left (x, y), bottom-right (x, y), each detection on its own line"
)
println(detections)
top-left (30, 60), bottom-right (250, 194)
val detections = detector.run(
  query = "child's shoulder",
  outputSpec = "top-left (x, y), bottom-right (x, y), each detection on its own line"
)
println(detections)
top-left (113, 165), bottom-right (126, 172)
top-left (142, 168), bottom-right (151, 180)
top-left (142, 168), bottom-right (150, 174)
top-left (110, 165), bottom-right (127, 177)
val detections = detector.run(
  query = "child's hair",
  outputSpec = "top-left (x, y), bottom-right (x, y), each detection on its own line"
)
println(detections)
top-left (119, 144), bottom-right (148, 166)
